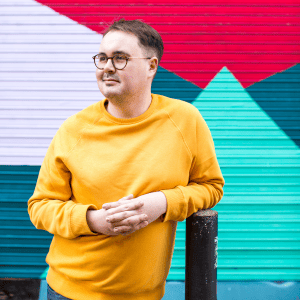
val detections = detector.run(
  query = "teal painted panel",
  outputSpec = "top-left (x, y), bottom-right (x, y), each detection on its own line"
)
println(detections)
top-left (152, 66), bottom-right (202, 103)
top-left (247, 64), bottom-right (300, 147)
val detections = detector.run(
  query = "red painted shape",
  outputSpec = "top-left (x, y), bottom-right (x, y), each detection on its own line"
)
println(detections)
top-left (35, 0), bottom-right (300, 89)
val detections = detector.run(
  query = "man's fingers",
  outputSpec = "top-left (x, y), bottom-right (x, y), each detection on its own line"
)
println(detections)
top-left (115, 220), bottom-right (149, 235)
top-left (114, 225), bottom-right (131, 233)
top-left (102, 194), bottom-right (134, 210)
top-left (111, 215), bottom-right (148, 232)
top-left (135, 220), bottom-right (148, 230)
top-left (105, 200), bottom-right (144, 217)
top-left (109, 213), bottom-right (148, 226)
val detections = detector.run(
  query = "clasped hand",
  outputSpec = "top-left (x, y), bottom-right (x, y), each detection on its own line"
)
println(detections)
top-left (100, 192), bottom-right (167, 236)
top-left (87, 192), bottom-right (167, 236)
top-left (102, 194), bottom-right (149, 236)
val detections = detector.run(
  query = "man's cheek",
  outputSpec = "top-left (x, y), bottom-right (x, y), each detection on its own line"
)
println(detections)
top-left (124, 74), bottom-right (134, 81)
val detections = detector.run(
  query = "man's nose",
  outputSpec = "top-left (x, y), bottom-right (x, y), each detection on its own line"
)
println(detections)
top-left (103, 58), bottom-right (115, 72)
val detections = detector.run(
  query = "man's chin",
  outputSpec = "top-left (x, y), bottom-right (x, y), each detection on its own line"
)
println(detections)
top-left (100, 87), bottom-right (121, 99)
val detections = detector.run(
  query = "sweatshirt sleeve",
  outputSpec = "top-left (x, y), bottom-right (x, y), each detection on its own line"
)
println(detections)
top-left (27, 125), bottom-right (99, 239)
top-left (159, 108), bottom-right (225, 222)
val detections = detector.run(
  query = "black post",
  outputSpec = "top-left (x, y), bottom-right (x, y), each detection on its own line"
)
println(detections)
top-left (185, 209), bottom-right (218, 300)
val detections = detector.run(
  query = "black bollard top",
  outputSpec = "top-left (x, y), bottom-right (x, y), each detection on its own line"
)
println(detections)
top-left (193, 209), bottom-right (218, 217)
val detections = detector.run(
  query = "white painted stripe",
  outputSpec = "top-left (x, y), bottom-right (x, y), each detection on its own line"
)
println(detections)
top-left (1, 16), bottom-right (85, 24)
top-left (0, 44), bottom-right (102, 52)
top-left (0, 0), bottom-right (104, 165)
top-left (0, 25), bottom-right (98, 33)
top-left (0, 34), bottom-right (100, 43)
top-left (0, 0), bottom-right (40, 5)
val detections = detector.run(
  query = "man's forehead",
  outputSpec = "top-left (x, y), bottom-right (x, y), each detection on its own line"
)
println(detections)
top-left (99, 31), bottom-right (139, 54)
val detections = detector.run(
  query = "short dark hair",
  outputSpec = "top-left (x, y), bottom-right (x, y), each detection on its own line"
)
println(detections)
top-left (101, 18), bottom-right (164, 80)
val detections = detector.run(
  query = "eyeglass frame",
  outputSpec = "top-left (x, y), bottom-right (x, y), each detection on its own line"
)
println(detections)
top-left (92, 54), bottom-right (152, 70)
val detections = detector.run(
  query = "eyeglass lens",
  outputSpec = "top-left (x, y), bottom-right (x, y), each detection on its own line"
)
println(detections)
top-left (94, 55), bottom-right (127, 70)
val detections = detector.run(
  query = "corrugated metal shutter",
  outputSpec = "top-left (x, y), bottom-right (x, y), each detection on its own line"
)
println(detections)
top-left (0, 0), bottom-right (105, 278)
top-left (189, 66), bottom-right (300, 281)
top-left (1, 0), bottom-right (299, 281)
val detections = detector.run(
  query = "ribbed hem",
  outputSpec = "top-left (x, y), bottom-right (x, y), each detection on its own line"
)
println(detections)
top-left (47, 266), bottom-right (165, 300)
top-left (99, 93), bottom-right (158, 125)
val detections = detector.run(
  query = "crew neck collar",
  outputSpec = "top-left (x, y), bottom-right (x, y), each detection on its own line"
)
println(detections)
top-left (100, 94), bottom-right (158, 124)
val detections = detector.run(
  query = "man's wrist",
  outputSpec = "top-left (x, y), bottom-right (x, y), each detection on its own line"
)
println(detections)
top-left (146, 191), bottom-right (167, 221)
top-left (158, 191), bottom-right (167, 215)
top-left (86, 209), bottom-right (108, 235)
top-left (86, 209), bottom-right (98, 233)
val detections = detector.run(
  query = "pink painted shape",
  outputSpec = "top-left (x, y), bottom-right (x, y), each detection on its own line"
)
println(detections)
top-left (35, 0), bottom-right (300, 88)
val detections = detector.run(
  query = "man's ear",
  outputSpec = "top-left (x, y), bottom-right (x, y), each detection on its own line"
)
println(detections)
top-left (148, 57), bottom-right (158, 81)
top-left (149, 57), bottom-right (158, 72)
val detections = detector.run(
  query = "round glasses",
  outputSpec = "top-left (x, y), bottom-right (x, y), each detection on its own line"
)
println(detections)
top-left (92, 54), bottom-right (152, 70)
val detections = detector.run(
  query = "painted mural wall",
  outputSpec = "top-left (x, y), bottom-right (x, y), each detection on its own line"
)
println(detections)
top-left (0, 0), bottom-right (300, 283)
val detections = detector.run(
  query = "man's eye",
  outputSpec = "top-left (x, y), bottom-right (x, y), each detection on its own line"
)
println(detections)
top-left (98, 56), bottom-right (107, 62)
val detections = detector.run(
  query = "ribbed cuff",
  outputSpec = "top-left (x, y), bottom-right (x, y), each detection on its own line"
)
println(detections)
top-left (70, 204), bottom-right (99, 237)
top-left (159, 187), bottom-right (185, 222)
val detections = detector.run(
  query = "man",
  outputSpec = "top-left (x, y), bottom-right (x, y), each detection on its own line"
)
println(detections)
top-left (28, 18), bottom-right (225, 300)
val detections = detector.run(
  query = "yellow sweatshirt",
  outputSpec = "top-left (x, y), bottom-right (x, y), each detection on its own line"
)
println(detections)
top-left (28, 93), bottom-right (225, 300)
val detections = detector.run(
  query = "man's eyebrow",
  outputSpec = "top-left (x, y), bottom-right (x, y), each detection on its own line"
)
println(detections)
top-left (98, 51), bottom-right (131, 56)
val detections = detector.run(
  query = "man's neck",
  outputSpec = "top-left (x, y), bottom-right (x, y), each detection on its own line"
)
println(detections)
top-left (104, 93), bottom-right (153, 119)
